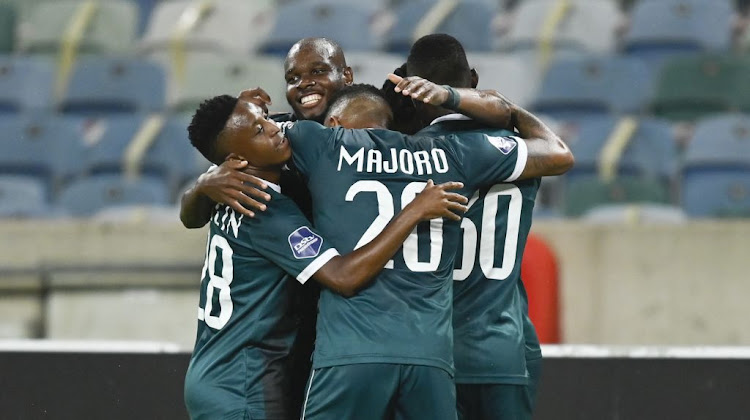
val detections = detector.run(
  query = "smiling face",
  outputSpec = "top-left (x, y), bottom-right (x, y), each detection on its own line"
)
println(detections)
top-left (218, 91), bottom-right (291, 169)
top-left (284, 38), bottom-right (353, 123)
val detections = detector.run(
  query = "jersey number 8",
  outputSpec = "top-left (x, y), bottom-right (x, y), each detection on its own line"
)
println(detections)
top-left (198, 235), bottom-right (234, 330)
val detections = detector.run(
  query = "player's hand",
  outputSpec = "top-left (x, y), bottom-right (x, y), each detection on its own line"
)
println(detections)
top-left (406, 180), bottom-right (469, 222)
top-left (195, 158), bottom-right (272, 218)
top-left (387, 74), bottom-right (450, 106)
top-left (239, 87), bottom-right (273, 116)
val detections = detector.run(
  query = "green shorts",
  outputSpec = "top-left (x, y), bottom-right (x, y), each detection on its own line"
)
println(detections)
top-left (301, 363), bottom-right (457, 420)
top-left (456, 357), bottom-right (543, 420)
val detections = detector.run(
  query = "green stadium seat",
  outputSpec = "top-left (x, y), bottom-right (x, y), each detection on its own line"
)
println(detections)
top-left (0, 4), bottom-right (14, 53)
top-left (564, 176), bottom-right (670, 217)
top-left (649, 55), bottom-right (743, 121)
top-left (18, 0), bottom-right (137, 54)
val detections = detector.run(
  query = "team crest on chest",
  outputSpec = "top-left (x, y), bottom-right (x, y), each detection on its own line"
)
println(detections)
top-left (288, 226), bottom-right (323, 259)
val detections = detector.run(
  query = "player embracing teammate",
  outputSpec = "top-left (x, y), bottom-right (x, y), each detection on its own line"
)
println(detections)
top-left (181, 34), bottom-right (573, 420)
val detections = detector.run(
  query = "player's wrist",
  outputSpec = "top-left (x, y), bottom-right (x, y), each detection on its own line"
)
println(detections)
top-left (441, 85), bottom-right (461, 110)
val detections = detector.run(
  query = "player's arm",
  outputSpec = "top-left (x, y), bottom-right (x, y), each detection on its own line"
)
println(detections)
top-left (511, 103), bottom-right (574, 179)
top-left (179, 160), bottom-right (272, 228)
top-left (388, 74), bottom-right (512, 129)
top-left (314, 180), bottom-right (468, 297)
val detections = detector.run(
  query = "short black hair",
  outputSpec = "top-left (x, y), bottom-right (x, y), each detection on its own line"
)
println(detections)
top-left (407, 34), bottom-right (471, 87)
top-left (188, 95), bottom-right (238, 165)
top-left (381, 63), bottom-right (419, 134)
top-left (325, 83), bottom-right (390, 118)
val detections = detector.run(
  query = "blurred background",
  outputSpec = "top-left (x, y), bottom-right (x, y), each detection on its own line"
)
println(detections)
top-left (0, 0), bottom-right (748, 352)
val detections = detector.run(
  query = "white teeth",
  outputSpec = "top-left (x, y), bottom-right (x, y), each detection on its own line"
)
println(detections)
top-left (301, 94), bottom-right (322, 105)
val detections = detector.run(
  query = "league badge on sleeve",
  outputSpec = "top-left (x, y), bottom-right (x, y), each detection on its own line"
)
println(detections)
top-left (288, 226), bottom-right (323, 259)
top-left (485, 135), bottom-right (518, 155)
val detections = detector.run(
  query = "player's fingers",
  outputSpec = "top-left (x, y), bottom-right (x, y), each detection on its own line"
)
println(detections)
top-left (235, 172), bottom-right (268, 190)
top-left (446, 200), bottom-right (469, 214)
top-left (441, 209), bottom-right (463, 222)
top-left (235, 184), bottom-right (272, 203)
top-left (234, 192), bottom-right (268, 212)
top-left (387, 73), bottom-right (403, 87)
top-left (226, 199), bottom-right (255, 218)
top-left (437, 181), bottom-right (464, 191)
top-left (422, 90), bottom-right (442, 104)
top-left (444, 192), bottom-right (469, 205)
top-left (402, 79), bottom-right (426, 96)
top-left (409, 84), bottom-right (434, 101)
top-left (247, 87), bottom-right (273, 105)
top-left (222, 159), bottom-right (249, 169)
top-left (425, 179), bottom-right (435, 189)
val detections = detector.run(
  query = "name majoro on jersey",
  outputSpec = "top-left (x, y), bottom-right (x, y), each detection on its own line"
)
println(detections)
top-left (337, 146), bottom-right (450, 175)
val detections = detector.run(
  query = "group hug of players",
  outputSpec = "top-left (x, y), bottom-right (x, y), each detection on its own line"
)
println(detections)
top-left (179, 33), bottom-right (574, 420)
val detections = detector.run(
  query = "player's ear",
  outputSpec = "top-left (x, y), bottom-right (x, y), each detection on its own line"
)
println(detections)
top-left (470, 68), bottom-right (479, 89)
top-left (343, 66), bottom-right (353, 86)
top-left (327, 115), bottom-right (342, 128)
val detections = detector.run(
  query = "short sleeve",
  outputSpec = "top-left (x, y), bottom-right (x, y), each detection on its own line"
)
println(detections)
top-left (281, 120), bottom-right (336, 178)
top-left (247, 194), bottom-right (339, 284)
top-left (450, 132), bottom-right (528, 187)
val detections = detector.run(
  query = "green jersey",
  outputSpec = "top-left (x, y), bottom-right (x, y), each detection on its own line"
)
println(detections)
top-left (184, 188), bottom-right (339, 420)
top-left (282, 120), bottom-right (528, 375)
top-left (419, 116), bottom-right (540, 385)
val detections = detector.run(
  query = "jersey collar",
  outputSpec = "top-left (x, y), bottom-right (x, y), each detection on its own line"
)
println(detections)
top-left (264, 179), bottom-right (281, 193)
top-left (430, 113), bottom-right (472, 126)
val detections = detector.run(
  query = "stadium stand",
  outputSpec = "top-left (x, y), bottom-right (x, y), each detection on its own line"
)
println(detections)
top-left (649, 55), bottom-right (745, 121)
top-left (57, 174), bottom-right (170, 217)
top-left (17, 0), bottom-right (138, 55)
top-left (0, 175), bottom-right (48, 218)
top-left (166, 52), bottom-right (289, 114)
top-left (467, 52), bottom-right (539, 107)
top-left (564, 176), bottom-right (670, 217)
top-left (0, 56), bottom-right (54, 113)
top-left (0, 3), bottom-right (14, 53)
top-left (529, 54), bottom-right (652, 119)
top-left (582, 203), bottom-right (687, 224)
top-left (260, 1), bottom-right (378, 55)
top-left (58, 57), bottom-right (166, 115)
top-left (345, 52), bottom-right (405, 88)
top-left (565, 115), bottom-right (676, 182)
top-left (0, 114), bottom-right (84, 192)
top-left (141, 0), bottom-right (276, 55)
top-left (682, 114), bottom-right (750, 217)
top-left (499, 0), bottom-right (620, 54)
top-left (383, 0), bottom-right (496, 53)
top-left (622, 0), bottom-right (734, 68)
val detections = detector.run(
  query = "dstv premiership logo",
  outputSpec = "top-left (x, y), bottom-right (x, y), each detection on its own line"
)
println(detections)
top-left (485, 135), bottom-right (518, 155)
top-left (288, 226), bottom-right (323, 259)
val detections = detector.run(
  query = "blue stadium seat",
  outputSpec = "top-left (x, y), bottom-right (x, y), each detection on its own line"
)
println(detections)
top-left (682, 171), bottom-right (750, 217)
top-left (59, 57), bottom-right (166, 116)
top-left (529, 55), bottom-right (652, 119)
top-left (57, 174), bottom-right (170, 217)
top-left (566, 115), bottom-right (677, 181)
top-left (0, 56), bottom-right (54, 113)
top-left (383, 0), bottom-right (495, 53)
top-left (623, 0), bottom-right (733, 66)
top-left (260, 1), bottom-right (378, 55)
top-left (0, 114), bottom-right (84, 186)
top-left (71, 114), bottom-right (207, 190)
top-left (0, 175), bottom-right (48, 218)
top-left (686, 114), bottom-right (750, 167)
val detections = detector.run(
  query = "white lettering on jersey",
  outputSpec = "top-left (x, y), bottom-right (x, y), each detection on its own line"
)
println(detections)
top-left (337, 146), bottom-right (450, 175)
top-left (212, 205), bottom-right (244, 238)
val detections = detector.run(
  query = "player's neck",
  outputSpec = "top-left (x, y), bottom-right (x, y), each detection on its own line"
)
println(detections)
top-left (242, 166), bottom-right (281, 186)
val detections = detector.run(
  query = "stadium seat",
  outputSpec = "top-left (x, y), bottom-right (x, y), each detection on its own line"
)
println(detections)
top-left (466, 53), bottom-right (539, 107)
top-left (71, 114), bottom-right (207, 191)
top-left (59, 57), bottom-right (166, 115)
top-left (686, 114), bottom-right (750, 167)
top-left (383, 0), bottom-right (495, 53)
top-left (168, 53), bottom-right (289, 114)
top-left (623, 0), bottom-right (733, 66)
top-left (18, 0), bottom-right (138, 54)
top-left (57, 174), bottom-right (170, 217)
top-left (0, 4), bottom-right (14, 53)
top-left (563, 176), bottom-right (670, 217)
top-left (0, 56), bottom-right (54, 113)
top-left (260, 1), bottom-right (378, 55)
top-left (500, 0), bottom-right (620, 54)
top-left (582, 203), bottom-right (687, 224)
top-left (345, 52), bottom-right (405, 89)
top-left (682, 170), bottom-right (750, 218)
top-left (0, 175), bottom-right (48, 218)
top-left (0, 114), bottom-right (84, 187)
top-left (141, 0), bottom-right (275, 55)
top-left (565, 115), bottom-right (676, 181)
top-left (529, 55), bottom-right (652, 119)
top-left (649, 55), bottom-right (742, 121)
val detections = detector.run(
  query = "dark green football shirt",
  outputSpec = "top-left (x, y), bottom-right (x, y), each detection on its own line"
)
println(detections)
top-left (184, 189), bottom-right (339, 420)
top-left (419, 116), bottom-right (541, 384)
top-left (282, 120), bottom-right (528, 375)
